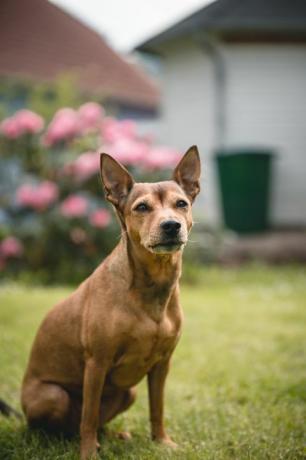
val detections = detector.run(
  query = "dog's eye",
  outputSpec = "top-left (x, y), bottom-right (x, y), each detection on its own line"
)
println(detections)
top-left (134, 202), bottom-right (149, 212)
top-left (176, 199), bottom-right (188, 208)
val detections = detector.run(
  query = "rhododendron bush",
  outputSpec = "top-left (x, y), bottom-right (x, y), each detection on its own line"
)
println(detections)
top-left (0, 103), bottom-right (181, 283)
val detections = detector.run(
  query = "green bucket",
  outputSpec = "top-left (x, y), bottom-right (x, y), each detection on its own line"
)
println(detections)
top-left (215, 148), bottom-right (274, 233)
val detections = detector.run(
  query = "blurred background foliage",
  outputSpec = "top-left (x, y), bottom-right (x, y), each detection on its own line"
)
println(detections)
top-left (0, 74), bottom-right (91, 120)
top-left (0, 97), bottom-right (181, 284)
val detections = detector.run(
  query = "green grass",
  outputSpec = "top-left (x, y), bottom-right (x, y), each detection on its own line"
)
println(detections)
top-left (0, 265), bottom-right (306, 459)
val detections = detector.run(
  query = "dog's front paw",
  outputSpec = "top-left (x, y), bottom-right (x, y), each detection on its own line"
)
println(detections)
top-left (80, 441), bottom-right (98, 460)
top-left (154, 435), bottom-right (178, 449)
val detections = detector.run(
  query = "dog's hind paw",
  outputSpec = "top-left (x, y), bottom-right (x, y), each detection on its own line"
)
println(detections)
top-left (116, 430), bottom-right (132, 441)
top-left (102, 428), bottom-right (132, 441)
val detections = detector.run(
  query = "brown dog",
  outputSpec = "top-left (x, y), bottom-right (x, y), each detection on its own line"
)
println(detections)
top-left (21, 145), bottom-right (201, 459)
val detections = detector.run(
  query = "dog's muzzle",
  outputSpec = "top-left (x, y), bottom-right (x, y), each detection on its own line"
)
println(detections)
top-left (149, 220), bottom-right (185, 254)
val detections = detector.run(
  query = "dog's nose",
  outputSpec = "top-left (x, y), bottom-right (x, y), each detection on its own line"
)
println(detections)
top-left (161, 220), bottom-right (181, 236)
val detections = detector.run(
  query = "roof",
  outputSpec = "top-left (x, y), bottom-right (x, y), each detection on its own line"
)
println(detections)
top-left (136, 0), bottom-right (306, 53)
top-left (0, 0), bottom-right (159, 109)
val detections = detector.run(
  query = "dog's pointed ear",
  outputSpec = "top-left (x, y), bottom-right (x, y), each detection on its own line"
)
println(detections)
top-left (100, 153), bottom-right (134, 207)
top-left (173, 145), bottom-right (201, 203)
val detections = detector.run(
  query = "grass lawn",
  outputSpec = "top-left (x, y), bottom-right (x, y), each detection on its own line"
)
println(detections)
top-left (0, 265), bottom-right (305, 459)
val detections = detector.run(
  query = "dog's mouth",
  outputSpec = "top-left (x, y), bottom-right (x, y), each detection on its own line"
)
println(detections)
top-left (149, 240), bottom-right (185, 254)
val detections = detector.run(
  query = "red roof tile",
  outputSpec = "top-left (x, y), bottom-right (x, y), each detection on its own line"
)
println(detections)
top-left (0, 0), bottom-right (159, 109)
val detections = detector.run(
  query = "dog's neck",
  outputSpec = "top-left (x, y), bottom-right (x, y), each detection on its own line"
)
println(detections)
top-left (115, 233), bottom-right (182, 319)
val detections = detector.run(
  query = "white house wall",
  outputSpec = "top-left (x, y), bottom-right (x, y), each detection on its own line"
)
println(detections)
top-left (156, 40), bottom-right (306, 227)
top-left (159, 38), bottom-right (219, 224)
top-left (223, 43), bottom-right (306, 226)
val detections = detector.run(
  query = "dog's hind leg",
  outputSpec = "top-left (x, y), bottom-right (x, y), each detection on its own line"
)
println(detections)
top-left (22, 380), bottom-right (77, 435)
top-left (100, 386), bottom-right (137, 425)
top-left (99, 387), bottom-right (137, 439)
top-left (22, 381), bottom-right (137, 439)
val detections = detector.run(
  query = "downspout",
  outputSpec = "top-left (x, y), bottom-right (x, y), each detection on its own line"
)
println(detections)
top-left (193, 33), bottom-right (227, 150)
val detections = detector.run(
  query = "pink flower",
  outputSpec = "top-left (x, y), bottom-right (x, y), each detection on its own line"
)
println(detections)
top-left (16, 181), bottom-right (59, 211)
top-left (16, 184), bottom-right (35, 207)
top-left (43, 108), bottom-right (79, 146)
top-left (38, 181), bottom-right (59, 208)
top-left (89, 209), bottom-right (111, 228)
top-left (78, 102), bottom-right (104, 133)
top-left (142, 147), bottom-right (181, 170)
top-left (15, 110), bottom-right (44, 134)
top-left (101, 118), bottom-right (137, 143)
top-left (0, 117), bottom-right (24, 139)
top-left (102, 138), bottom-right (150, 166)
top-left (0, 110), bottom-right (44, 139)
top-left (60, 195), bottom-right (88, 218)
top-left (0, 236), bottom-right (23, 258)
top-left (65, 151), bottom-right (100, 182)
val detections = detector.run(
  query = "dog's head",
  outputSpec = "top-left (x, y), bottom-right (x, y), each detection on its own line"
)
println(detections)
top-left (100, 146), bottom-right (201, 255)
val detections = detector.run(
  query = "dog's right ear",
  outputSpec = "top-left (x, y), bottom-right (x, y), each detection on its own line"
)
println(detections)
top-left (173, 145), bottom-right (201, 203)
top-left (100, 153), bottom-right (134, 208)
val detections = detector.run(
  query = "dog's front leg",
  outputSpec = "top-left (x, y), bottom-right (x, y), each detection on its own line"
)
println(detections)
top-left (80, 357), bottom-right (107, 460)
top-left (147, 358), bottom-right (177, 448)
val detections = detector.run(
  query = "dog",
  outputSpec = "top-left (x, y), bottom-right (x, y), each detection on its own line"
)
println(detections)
top-left (21, 145), bottom-right (201, 459)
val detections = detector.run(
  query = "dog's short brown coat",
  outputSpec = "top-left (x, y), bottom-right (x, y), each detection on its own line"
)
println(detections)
top-left (21, 146), bottom-right (201, 459)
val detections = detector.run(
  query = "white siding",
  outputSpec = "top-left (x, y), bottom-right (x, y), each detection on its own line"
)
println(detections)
top-left (158, 39), bottom-right (219, 224)
top-left (155, 40), bottom-right (306, 226)
top-left (224, 44), bottom-right (306, 225)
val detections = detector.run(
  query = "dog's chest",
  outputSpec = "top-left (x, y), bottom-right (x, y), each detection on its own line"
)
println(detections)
top-left (109, 313), bottom-right (179, 388)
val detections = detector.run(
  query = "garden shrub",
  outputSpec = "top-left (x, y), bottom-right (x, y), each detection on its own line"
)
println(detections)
top-left (0, 103), bottom-right (180, 283)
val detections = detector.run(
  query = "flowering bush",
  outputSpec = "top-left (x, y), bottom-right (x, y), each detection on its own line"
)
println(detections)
top-left (0, 103), bottom-right (181, 283)
top-left (0, 109), bottom-right (44, 139)
top-left (16, 181), bottom-right (59, 211)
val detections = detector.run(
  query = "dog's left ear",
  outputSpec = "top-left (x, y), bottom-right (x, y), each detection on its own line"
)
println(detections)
top-left (173, 145), bottom-right (201, 203)
top-left (100, 153), bottom-right (134, 208)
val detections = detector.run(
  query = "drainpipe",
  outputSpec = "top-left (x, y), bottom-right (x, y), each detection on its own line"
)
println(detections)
top-left (193, 33), bottom-right (227, 150)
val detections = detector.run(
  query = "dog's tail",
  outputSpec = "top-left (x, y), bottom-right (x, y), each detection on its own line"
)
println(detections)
top-left (0, 398), bottom-right (22, 419)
